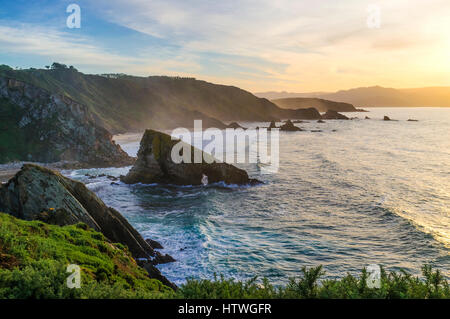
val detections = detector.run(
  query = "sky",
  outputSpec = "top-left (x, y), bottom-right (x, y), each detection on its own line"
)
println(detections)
top-left (0, 0), bottom-right (449, 93)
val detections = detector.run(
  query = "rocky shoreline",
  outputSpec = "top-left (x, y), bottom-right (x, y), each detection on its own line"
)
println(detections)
top-left (0, 164), bottom-right (177, 290)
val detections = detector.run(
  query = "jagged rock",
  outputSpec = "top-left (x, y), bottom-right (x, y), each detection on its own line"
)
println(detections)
top-left (321, 110), bottom-right (349, 120)
top-left (384, 116), bottom-right (391, 121)
top-left (146, 238), bottom-right (164, 249)
top-left (0, 77), bottom-right (134, 166)
top-left (279, 120), bottom-right (302, 131)
top-left (153, 251), bottom-right (176, 265)
top-left (121, 129), bottom-right (261, 186)
top-left (0, 164), bottom-right (176, 287)
top-left (268, 120), bottom-right (277, 129)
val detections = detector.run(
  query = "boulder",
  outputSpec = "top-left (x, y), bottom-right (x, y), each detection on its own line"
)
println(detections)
top-left (146, 238), bottom-right (164, 249)
top-left (279, 120), bottom-right (302, 131)
top-left (121, 129), bottom-right (261, 186)
top-left (268, 120), bottom-right (277, 129)
top-left (317, 119), bottom-right (325, 123)
top-left (384, 116), bottom-right (391, 121)
top-left (321, 110), bottom-right (349, 120)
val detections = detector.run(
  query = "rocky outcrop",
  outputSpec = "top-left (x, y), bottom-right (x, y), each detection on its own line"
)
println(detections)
top-left (121, 130), bottom-right (261, 186)
top-left (0, 77), bottom-right (134, 166)
top-left (0, 164), bottom-right (176, 288)
top-left (321, 110), bottom-right (349, 120)
top-left (268, 121), bottom-right (277, 129)
top-left (287, 107), bottom-right (321, 120)
top-left (279, 120), bottom-right (303, 131)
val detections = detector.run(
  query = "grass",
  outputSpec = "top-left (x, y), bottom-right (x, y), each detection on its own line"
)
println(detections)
top-left (0, 212), bottom-right (448, 299)
top-left (0, 212), bottom-right (173, 298)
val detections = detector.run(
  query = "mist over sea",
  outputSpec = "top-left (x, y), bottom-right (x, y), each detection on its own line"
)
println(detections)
top-left (66, 107), bottom-right (450, 285)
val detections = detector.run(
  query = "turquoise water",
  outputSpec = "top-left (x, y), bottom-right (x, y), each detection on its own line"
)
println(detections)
top-left (66, 107), bottom-right (450, 284)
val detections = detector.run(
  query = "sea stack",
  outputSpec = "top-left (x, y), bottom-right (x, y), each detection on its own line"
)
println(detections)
top-left (121, 129), bottom-right (261, 186)
top-left (279, 120), bottom-right (303, 131)
top-left (321, 110), bottom-right (349, 120)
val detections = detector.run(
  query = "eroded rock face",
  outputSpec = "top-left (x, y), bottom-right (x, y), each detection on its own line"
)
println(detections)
top-left (0, 77), bottom-right (134, 166)
top-left (121, 129), bottom-right (261, 186)
top-left (321, 110), bottom-right (349, 120)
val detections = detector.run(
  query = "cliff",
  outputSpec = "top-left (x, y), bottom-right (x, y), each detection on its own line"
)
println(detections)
top-left (0, 76), bottom-right (134, 166)
top-left (0, 65), bottom-right (320, 133)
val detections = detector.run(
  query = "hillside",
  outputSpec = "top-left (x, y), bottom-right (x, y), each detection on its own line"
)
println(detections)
top-left (0, 212), bottom-right (172, 298)
top-left (0, 64), bottom-right (305, 134)
top-left (0, 76), bottom-right (133, 165)
top-left (271, 97), bottom-right (357, 112)
top-left (256, 86), bottom-right (450, 107)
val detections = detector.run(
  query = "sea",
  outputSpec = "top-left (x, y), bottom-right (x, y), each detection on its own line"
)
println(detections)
top-left (65, 107), bottom-right (450, 285)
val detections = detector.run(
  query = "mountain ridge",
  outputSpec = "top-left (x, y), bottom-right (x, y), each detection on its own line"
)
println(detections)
top-left (256, 86), bottom-right (450, 107)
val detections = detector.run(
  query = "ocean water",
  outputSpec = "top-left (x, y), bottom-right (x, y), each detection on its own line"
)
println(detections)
top-left (66, 107), bottom-right (450, 285)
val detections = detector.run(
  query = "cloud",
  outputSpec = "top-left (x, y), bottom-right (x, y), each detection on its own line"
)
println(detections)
top-left (1, 0), bottom-right (450, 91)
top-left (0, 23), bottom-right (140, 68)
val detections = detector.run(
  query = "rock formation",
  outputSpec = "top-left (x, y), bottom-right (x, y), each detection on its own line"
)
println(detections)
top-left (0, 164), bottom-right (176, 289)
top-left (279, 120), bottom-right (303, 131)
top-left (121, 129), bottom-right (261, 186)
top-left (321, 110), bottom-right (349, 120)
top-left (0, 76), bottom-right (134, 166)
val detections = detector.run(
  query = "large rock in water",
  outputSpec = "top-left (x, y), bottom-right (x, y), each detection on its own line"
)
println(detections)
top-left (121, 129), bottom-right (261, 185)
top-left (0, 76), bottom-right (133, 166)
top-left (321, 110), bottom-right (349, 120)
top-left (0, 164), bottom-right (176, 289)
top-left (279, 120), bottom-right (303, 131)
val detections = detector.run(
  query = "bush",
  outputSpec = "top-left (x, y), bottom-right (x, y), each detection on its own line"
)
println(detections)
top-left (0, 213), bottom-right (174, 299)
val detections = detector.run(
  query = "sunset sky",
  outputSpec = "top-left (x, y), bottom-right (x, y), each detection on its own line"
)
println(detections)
top-left (1, 0), bottom-right (449, 92)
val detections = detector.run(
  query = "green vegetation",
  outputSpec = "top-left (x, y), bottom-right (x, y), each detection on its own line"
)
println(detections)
top-left (0, 64), bottom-right (279, 133)
top-left (0, 213), bottom-right (173, 298)
top-left (177, 266), bottom-right (450, 299)
top-left (0, 97), bottom-right (61, 163)
top-left (0, 212), bottom-right (448, 299)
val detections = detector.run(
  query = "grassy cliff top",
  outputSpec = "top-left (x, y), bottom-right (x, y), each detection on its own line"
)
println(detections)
top-left (0, 212), bottom-right (173, 298)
